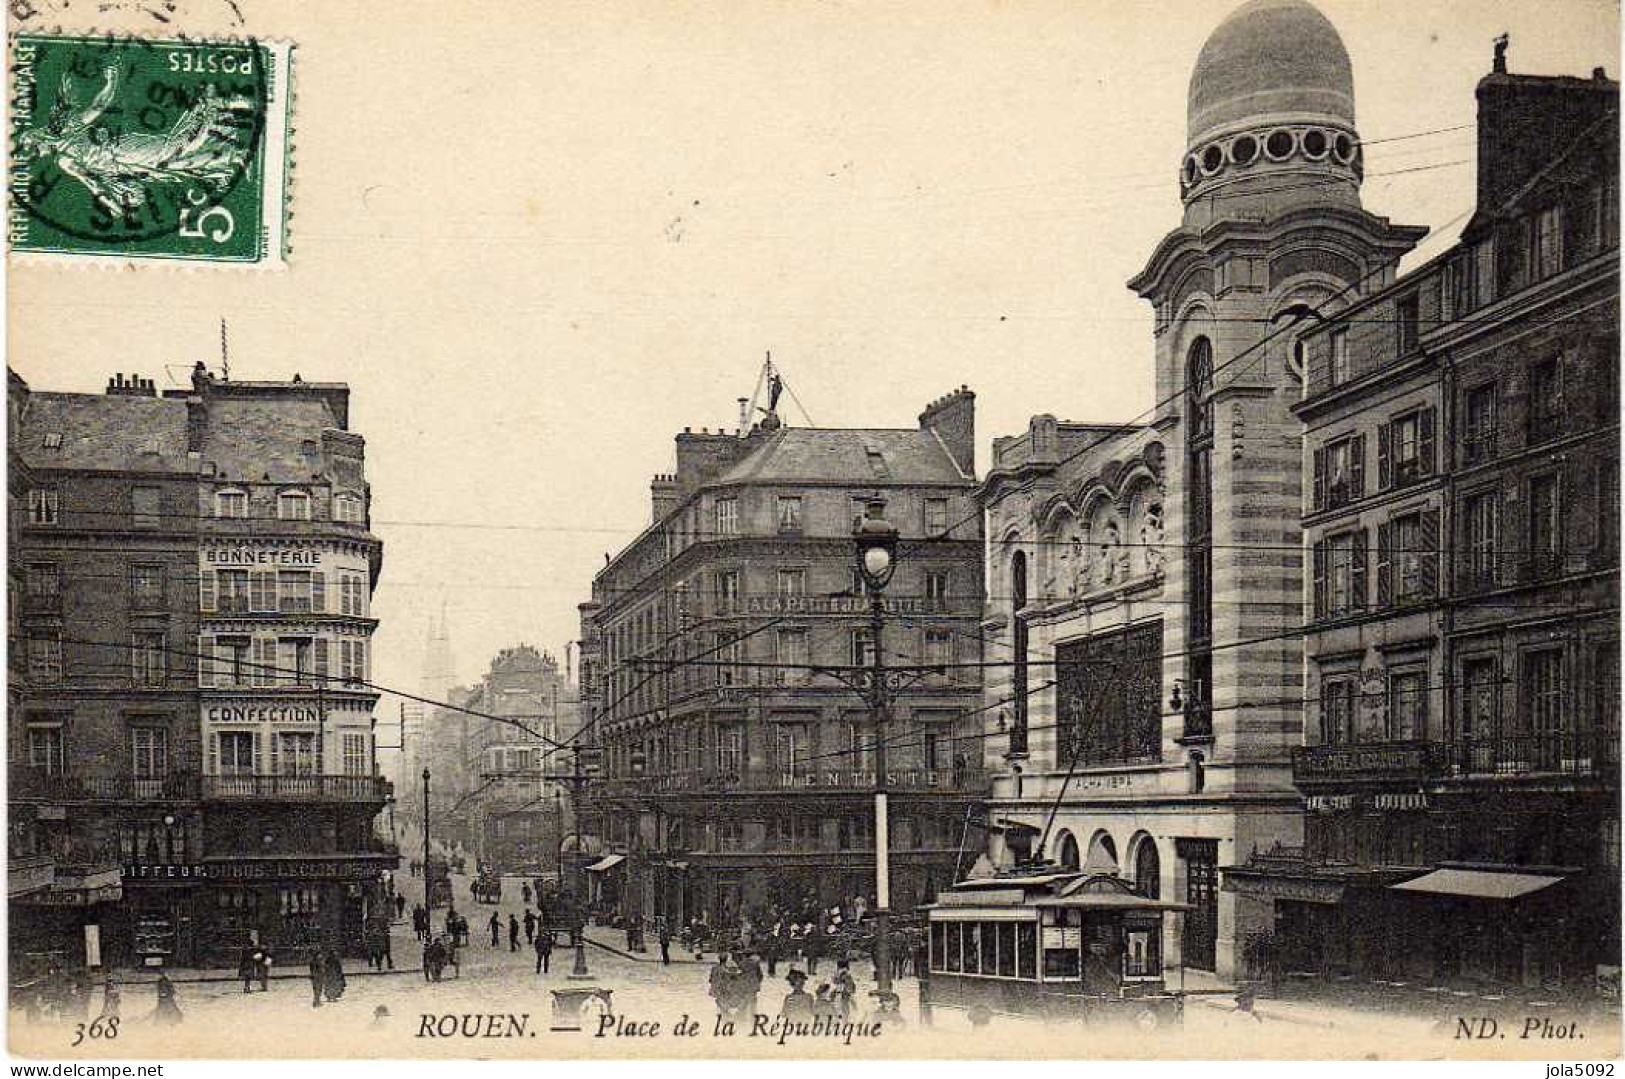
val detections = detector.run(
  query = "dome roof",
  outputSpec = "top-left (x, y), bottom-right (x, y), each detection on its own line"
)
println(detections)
top-left (1187, 0), bottom-right (1355, 147)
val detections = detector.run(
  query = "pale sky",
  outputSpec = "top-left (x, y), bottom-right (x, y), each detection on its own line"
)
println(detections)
top-left (7, 0), bottom-right (1619, 731)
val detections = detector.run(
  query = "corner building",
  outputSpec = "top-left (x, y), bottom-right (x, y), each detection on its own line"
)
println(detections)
top-left (979, 0), bottom-right (1424, 978)
top-left (585, 390), bottom-right (987, 930)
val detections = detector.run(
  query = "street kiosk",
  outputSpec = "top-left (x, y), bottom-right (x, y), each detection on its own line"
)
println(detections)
top-left (920, 868), bottom-right (1190, 1029)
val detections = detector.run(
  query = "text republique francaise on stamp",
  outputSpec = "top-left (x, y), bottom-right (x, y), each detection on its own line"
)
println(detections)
top-left (8, 33), bottom-right (293, 266)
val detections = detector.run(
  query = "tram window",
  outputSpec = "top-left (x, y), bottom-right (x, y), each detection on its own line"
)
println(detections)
top-left (998, 924), bottom-right (1017, 976)
top-left (980, 924), bottom-right (998, 973)
top-left (965, 924), bottom-right (982, 974)
top-left (1045, 946), bottom-right (1081, 979)
top-left (931, 923), bottom-right (947, 971)
top-left (945, 924), bottom-right (963, 973)
top-left (1017, 924), bottom-right (1037, 979)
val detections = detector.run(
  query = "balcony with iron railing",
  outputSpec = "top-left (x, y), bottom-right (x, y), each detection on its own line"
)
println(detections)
top-left (9, 770), bottom-right (202, 803)
top-left (201, 774), bottom-right (394, 803)
top-left (597, 766), bottom-right (990, 798)
top-left (1294, 730), bottom-right (1619, 788)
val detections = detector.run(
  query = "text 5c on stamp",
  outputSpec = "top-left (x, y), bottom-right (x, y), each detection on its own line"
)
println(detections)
top-left (8, 34), bottom-right (294, 267)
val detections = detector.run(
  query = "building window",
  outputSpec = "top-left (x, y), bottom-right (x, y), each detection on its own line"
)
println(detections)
top-left (132, 632), bottom-right (166, 687)
top-left (1460, 657), bottom-right (1500, 743)
top-left (776, 495), bottom-right (802, 534)
top-left (339, 572), bottom-right (366, 616)
top-left (276, 732), bottom-right (317, 776)
top-left (713, 570), bottom-right (741, 614)
top-left (1321, 678), bottom-right (1355, 745)
top-left (278, 570), bottom-right (315, 614)
top-left (1523, 649), bottom-right (1566, 737)
top-left (715, 498), bottom-right (739, 537)
top-left (277, 490), bottom-right (312, 521)
top-left (716, 723), bottom-right (743, 775)
top-left (925, 630), bottom-right (953, 674)
top-left (132, 727), bottom-right (169, 780)
top-left (344, 733), bottom-right (372, 775)
top-left (1396, 294), bottom-right (1420, 355)
top-left (28, 634), bottom-right (62, 683)
top-left (1388, 669), bottom-right (1427, 741)
top-left (26, 562), bottom-right (59, 600)
top-left (332, 492), bottom-right (363, 523)
top-left (1188, 337), bottom-right (1214, 439)
top-left (1528, 357), bottom-right (1563, 443)
top-left (1314, 434), bottom-right (1364, 510)
top-left (776, 723), bottom-right (810, 777)
top-left (1463, 383), bottom-right (1497, 464)
top-left (925, 570), bottom-right (949, 604)
top-left (1055, 622), bottom-right (1163, 765)
top-left (1382, 408), bottom-right (1434, 489)
top-left (775, 629), bottom-right (809, 686)
top-left (1533, 205), bottom-right (1563, 280)
top-left (1314, 529), bottom-right (1366, 618)
top-left (215, 489), bottom-right (248, 519)
top-left (132, 486), bottom-right (161, 528)
top-left (1529, 473), bottom-right (1562, 573)
top-left (27, 724), bottom-right (64, 774)
top-left (851, 628), bottom-right (875, 667)
top-left (217, 569), bottom-right (251, 614)
top-left (924, 498), bottom-right (949, 536)
top-left (28, 488), bottom-right (59, 525)
top-left (217, 731), bottom-right (256, 775)
top-left (1330, 329), bottom-right (1350, 386)
top-left (1380, 510), bottom-right (1438, 605)
top-left (1463, 490), bottom-right (1499, 588)
top-left (339, 639), bottom-right (367, 686)
top-left (776, 568), bottom-right (806, 597)
top-left (131, 563), bottom-right (165, 610)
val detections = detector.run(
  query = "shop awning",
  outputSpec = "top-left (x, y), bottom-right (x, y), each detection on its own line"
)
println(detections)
top-left (1390, 868), bottom-right (1563, 900)
top-left (586, 854), bottom-right (625, 873)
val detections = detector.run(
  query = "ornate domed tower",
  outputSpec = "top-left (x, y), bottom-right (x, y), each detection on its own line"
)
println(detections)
top-left (1126, 0), bottom-right (1426, 978)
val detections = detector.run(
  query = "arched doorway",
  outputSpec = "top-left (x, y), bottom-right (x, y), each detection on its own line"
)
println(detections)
top-left (1056, 831), bottom-right (1080, 871)
top-left (1132, 835), bottom-right (1161, 899)
top-left (1085, 830), bottom-right (1119, 872)
top-left (1010, 548), bottom-right (1029, 756)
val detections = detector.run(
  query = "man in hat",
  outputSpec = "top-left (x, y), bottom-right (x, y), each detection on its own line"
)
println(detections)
top-left (780, 970), bottom-right (814, 1019)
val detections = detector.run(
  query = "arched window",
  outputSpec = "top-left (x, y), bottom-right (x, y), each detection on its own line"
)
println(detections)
top-left (1056, 831), bottom-right (1081, 871)
top-left (1188, 336), bottom-right (1214, 440)
top-left (1010, 548), bottom-right (1029, 757)
top-left (1134, 837), bottom-right (1161, 899)
top-left (277, 489), bottom-right (311, 521)
top-left (215, 488), bottom-right (248, 519)
top-left (333, 491), bottom-right (363, 524)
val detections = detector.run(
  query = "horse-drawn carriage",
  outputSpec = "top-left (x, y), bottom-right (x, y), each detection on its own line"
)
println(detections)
top-left (472, 868), bottom-right (503, 904)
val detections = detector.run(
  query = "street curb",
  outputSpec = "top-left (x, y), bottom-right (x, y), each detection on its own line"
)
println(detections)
top-left (105, 967), bottom-right (425, 986)
top-left (1194, 996), bottom-right (1338, 1029)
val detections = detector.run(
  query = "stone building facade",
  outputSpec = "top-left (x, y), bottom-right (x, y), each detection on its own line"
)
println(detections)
top-left (583, 390), bottom-right (987, 929)
top-left (1226, 51), bottom-right (1620, 994)
top-left (7, 364), bottom-right (394, 970)
top-left (978, 0), bottom-right (1427, 979)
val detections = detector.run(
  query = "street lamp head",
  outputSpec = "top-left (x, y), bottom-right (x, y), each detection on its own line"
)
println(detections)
top-left (422, 768), bottom-right (431, 782)
top-left (854, 500), bottom-right (900, 591)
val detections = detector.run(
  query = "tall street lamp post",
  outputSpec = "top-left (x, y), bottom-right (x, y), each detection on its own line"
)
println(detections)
top-left (854, 498), bottom-right (899, 999)
top-left (422, 769), bottom-right (432, 906)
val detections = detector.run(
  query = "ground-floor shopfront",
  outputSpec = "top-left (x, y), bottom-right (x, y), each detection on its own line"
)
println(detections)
top-left (9, 867), bottom-right (125, 972)
top-left (982, 794), bottom-right (1303, 980)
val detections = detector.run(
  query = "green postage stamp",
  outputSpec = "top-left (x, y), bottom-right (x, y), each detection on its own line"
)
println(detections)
top-left (8, 34), bottom-right (294, 267)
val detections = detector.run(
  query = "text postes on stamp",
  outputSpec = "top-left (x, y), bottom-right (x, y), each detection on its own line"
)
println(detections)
top-left (8, 34), bottom-right (294, 267)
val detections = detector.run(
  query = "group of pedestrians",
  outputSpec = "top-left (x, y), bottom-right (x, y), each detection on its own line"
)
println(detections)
top-left (305, 948), bottom-right (348, 1008)
top-left (707, 950), bottom-right (765, 1018)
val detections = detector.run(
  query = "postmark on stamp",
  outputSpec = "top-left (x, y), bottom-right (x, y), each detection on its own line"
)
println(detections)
top-left (8, 33), bottom-right (294, 266)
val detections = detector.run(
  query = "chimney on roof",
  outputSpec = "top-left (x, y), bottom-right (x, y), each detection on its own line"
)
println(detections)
top-left (1492, 33), bottom-right (1509, 75)
top-left (651, 473), bottom-right (679, 524)
top-left (919, 385), bottom-right (976, 477)
top-left (106, 373), bottom-right (157, 397)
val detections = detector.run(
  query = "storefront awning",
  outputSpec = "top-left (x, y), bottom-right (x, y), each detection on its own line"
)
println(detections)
top-left (586, 854), bottom-right (625, 873)
top-left (1390, 868), bottom-right (1563, 900)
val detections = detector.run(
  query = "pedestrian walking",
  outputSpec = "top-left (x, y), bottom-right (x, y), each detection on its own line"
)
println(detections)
top-left (307, 949), bottom-right (326, 1008)
top-left (394, 893), bottom-right (406, 920)
top-left (152, 975), bottom-right (182, 1026)
top-left (446, 934), bottom-right (462, 978)
top-left (323, 950), bottom-right (347, 1001)
top-left (522, 882), bottom-right (532, 906)
top-left (740, 952), bottom-right (763, 1016)
top-left (98, 980), bottom-right (120, 1021)
top-left (509, 913), bottom-right (521, 952)
top-left (804, 921), bottom-right (822, 975)
top-left (488, 911), bottom-right (501, 947)
top-left (834, 960), bottom-right (856, 1018)
top-left (658, 919), bottom-right (672, 965)
top-left (380, 927), bottom-right (394, 971)
top-left (257, 947), bottom-right (273, 991)
top-left (238, 946), bottom-right (258, 993)
top-left (534, 928), bottom-right (553, 974)
top-left (524, 909), bottom-right (536, 944)
top-left (424, 937), bottom-right (444, 982)
top-left (708, 952), bottom-right (732, 1015)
